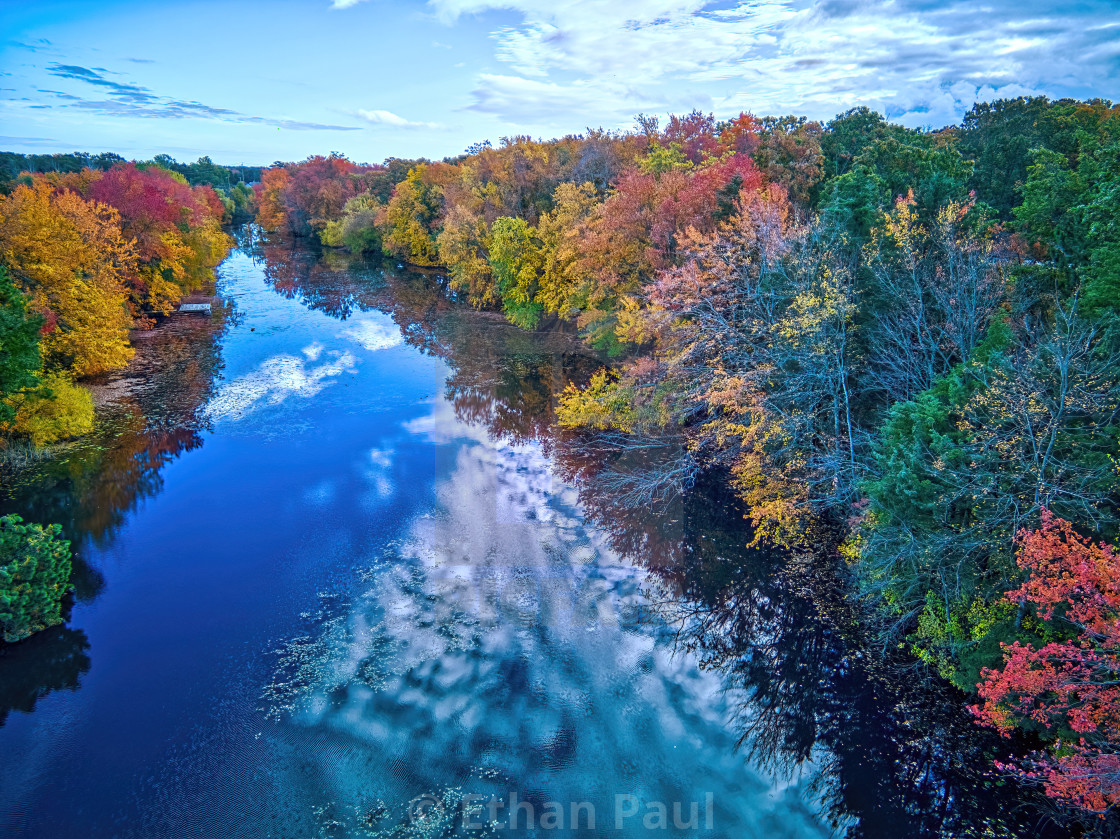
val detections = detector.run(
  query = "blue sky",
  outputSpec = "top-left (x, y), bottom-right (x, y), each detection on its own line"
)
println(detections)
top-left (2, 0), bottom-right (1118, 165)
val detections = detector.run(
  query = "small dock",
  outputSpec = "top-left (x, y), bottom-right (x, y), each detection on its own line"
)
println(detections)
top-left (176, 295), bottom-right (215, 315)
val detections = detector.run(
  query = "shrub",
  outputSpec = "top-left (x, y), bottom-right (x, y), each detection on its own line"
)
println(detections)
top-left (0, 514), bottom-right (73, 643)
top-left (9, 373), bottom-right (94, 447)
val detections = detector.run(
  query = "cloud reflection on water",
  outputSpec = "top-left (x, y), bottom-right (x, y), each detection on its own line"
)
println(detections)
top-left (204, 351), bottom-right (358, 422)
top-left (262, 395), bottom-right (827, 838)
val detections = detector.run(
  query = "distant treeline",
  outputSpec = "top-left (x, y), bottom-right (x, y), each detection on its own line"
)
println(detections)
top-left (0, 152), bottom-right (263, 195)
top-left (252, 95), bottom-right (1120, 818)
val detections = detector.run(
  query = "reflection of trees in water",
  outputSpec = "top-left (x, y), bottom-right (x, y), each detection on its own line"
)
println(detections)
top-left (0, 624), bottom-right (91, 727)
top-left (254, 240), bottom-right (603, 446)
top-left (555, 449), bottom-right (1071, 837)
top-left (0, 289), bottom-right (226, 722)
top-left (2, 308), bottom-right (226, 552)
top-left (245, 239), bottom-right (1077, 835)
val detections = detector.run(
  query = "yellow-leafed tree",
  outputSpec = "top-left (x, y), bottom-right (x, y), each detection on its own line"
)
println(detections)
top-left (0, 181), bottom-right (136, 377)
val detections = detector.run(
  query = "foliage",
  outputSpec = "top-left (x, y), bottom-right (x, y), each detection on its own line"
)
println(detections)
top-left (752, 115), bottom-right (824, 208)
top-left (0, 179), bottom-right (135, 376)
top-left (557, 369), bottom-right (635, 432)
top-left (7, 373), bottom-right (95, 447)
top-left (0, 514), bottom-right (73, 643)
top-left (436, 202), bottom-right (495, 306)
top-left (255, 166), bottom-right (291, 233)
top-left (0, 264), bottom-right (42, 423)
top-left (0, 151), bottom-right (125, 195)
top-left (959, 96), bottom-right (1118, 220)
top-left (489, 216), bottom-right (544, 328)
top-left (149, 153), bottom-right (262, 190)
top-left (859, 305), bottom-right (1120, 686)
top-left (322, 194), bottom-right (382, 253)
top-left (861, 194), bottom-right (1006, 402)
top-left (534, 182), bottom-right (599, 319)
top-left (84, 163), bottom-right (230, 316)
top-left (1, 95), bottom-right (1110, 817)
top-left (382, 163), bottom-right (447, 267)
top-left (974, 513), bottom-right (1120, 814)
top-left (1013, 127), bottom-right (1120, 315)
top-left (0, 160), bottom-right (227, 448)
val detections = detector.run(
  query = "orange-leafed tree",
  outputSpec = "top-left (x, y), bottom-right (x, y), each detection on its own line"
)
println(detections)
top-left (973, 511), bottom-right (1120, 814)
top-left (255, 167), bottom-right (291, 233)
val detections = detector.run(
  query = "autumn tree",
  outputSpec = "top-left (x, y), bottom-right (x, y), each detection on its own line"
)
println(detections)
top-left (974, 512), bottom-right (1120, 814)
top-left (818, 107), bottom-right (972, 241)
top-left (436, 203), bottom-right (495, 306)
top-left (255, 166), bottom-right (291, 233)
top-left (276, 154), bottom-right (368, 238)
top-left (575, 153), bottom-right (764, 348)
top-left (382, 163), bottom-right (450, 267)
top-left (534, 181), bottom-right (600, 320)
top-left (752, 115), bottom-right (824, 209)
top-left (562, 184), bottom-right (862, 545)
top-left (321, 194), bottom-right (382, 253)
top-left (489, 216), bottom-right (544, 328)
top-left (858, 302), bottom-right (1120, 684)
top-left (86, 163), bottom-right (230, 316)
top-left (862, 194), bottom-right (1007, 402)
top-left (0, 180), bottom-right (135, 377)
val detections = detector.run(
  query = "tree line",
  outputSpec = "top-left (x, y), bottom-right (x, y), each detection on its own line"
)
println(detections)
top-left (252, 96), bottom-right (1120, 815)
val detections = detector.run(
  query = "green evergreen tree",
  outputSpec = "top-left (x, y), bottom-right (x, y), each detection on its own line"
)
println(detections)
top-left (0, 264), bottom-right (43, 424)
top-left (0, 515), bottom-right (73, 643)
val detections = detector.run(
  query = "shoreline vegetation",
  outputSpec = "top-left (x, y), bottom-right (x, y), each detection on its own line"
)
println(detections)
top-left (0, 155), bottom-right (238, 667)
top-left (3, 96), bottom-right (1120, 823)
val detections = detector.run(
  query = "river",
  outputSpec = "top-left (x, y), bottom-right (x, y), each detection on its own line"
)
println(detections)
top-left (0, 235), bottom-right (1061, 838)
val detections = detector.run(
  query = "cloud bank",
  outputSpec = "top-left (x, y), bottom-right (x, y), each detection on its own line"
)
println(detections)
top-left (419, 0), bottom-right (1119, 127)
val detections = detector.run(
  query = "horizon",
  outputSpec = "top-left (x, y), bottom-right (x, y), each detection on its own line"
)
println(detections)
top-left (3, 0), bottom-right (1117, 166)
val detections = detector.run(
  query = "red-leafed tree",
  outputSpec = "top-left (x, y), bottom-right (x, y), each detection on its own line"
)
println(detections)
top-left (280, 155), bottom-right (368, 237)
top-left (662, 110), bottom-right (721, 164)
top-left (89, 164), bottom-right (198, 259)
top-left (83, 163), bottom-right (229, 316)
top-left (579, 153), bottom-right (765, 303)
top-left (973, 510), bottom-right (1120, 814)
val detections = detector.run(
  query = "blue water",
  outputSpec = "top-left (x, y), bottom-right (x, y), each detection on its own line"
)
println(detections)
top-left (0, 246), bottom-right (831, 838)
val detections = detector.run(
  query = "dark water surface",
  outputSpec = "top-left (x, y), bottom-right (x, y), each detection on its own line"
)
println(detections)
top-left (0, 239), bottom-right (1060, 838)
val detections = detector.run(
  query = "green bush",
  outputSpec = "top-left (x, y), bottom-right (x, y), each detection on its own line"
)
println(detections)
top-left (0, 514), bottom-right (73, 642)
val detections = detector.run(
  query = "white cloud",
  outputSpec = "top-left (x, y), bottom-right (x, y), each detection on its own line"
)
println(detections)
top-left (204, 351), bottom-right (358, 421)
top-left (341, 318), bottom-right (404, 352)
top-left (468, 74), bottom-right (651, 121)
top-left (369, 447), bottom-right (394, 469)
top-left (356, 108), bottom-right (444, 130)
top-left (362, 447), bottom-right (396, 503)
